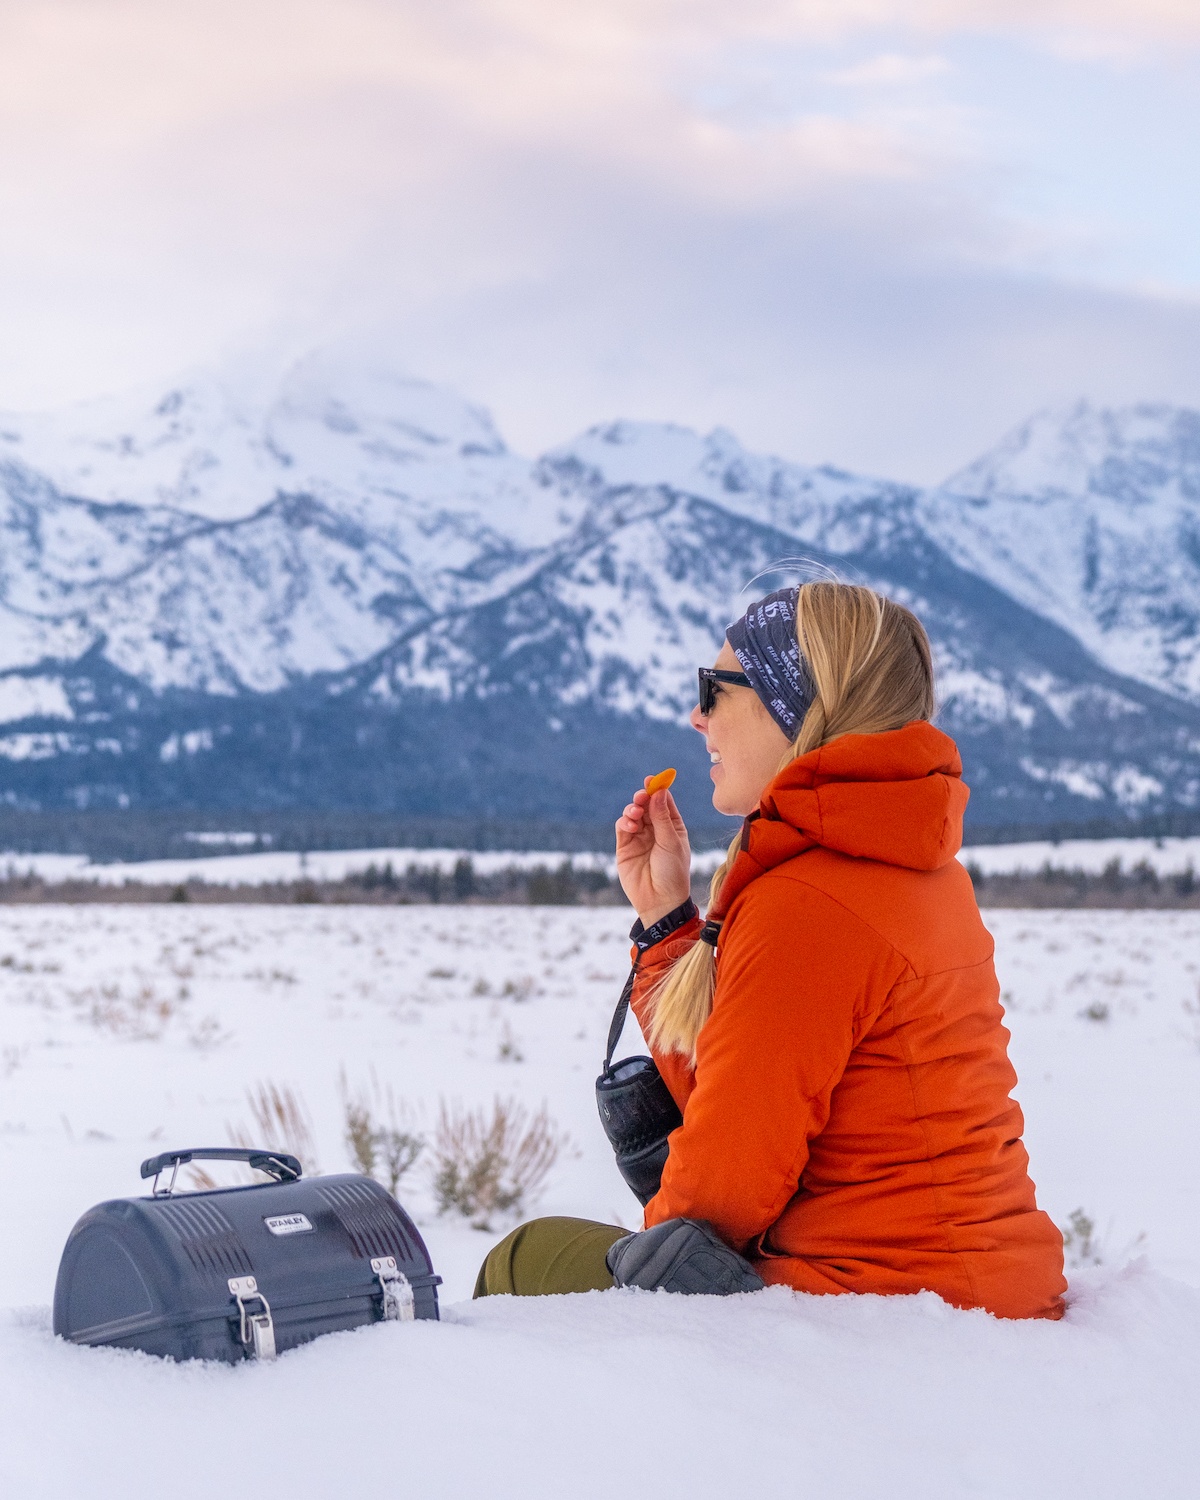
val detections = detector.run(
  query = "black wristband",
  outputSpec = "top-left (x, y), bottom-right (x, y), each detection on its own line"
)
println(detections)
top-left (629, 899), bottom-right (699, 953)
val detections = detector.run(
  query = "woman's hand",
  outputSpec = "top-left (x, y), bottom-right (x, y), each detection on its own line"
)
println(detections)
top-left (615, 778), bottom-right (692, 929)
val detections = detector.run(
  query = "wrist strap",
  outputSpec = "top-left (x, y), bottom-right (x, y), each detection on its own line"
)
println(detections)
top-left (629, 898), bottom-right (699, 953)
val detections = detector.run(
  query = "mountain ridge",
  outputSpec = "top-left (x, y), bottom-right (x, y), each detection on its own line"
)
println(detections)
top-left (0, 346), bottom-right (1197, 831)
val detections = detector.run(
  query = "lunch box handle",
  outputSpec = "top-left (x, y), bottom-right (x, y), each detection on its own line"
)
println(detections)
top-left (140, 1147), bottom-right (303, 1195)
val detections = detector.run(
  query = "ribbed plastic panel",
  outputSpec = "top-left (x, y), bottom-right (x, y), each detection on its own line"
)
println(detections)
top-left (155, 1197), bottom-right (254, 1278)
top-left (317, 1178), bottom-right (417, 1261)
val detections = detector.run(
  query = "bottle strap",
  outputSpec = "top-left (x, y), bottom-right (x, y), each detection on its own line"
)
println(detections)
top-left (603, 965), bottom-right (638, 1078)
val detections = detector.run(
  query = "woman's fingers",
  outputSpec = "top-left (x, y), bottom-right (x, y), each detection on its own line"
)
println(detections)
top-left (617, 784), bottom-right (688, 851)
top-left (620, 793), bottom-right (684, 846)
top-left (658, 789), bottom-right (688, 834)
top-left (615, 801), bottom-right (650, 839)
top-left (647, 789), bottom-right (687, 836)
top-left (616, 782), bottom-right (690, 915)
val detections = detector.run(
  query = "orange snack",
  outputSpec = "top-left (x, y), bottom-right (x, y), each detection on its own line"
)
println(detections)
top-left (646, 768), bottom-right (677, 794)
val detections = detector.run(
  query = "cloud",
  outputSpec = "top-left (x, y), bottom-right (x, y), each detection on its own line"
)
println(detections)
top-left (736, 2), bottom-right (1200, 50)
top-left (827, 54), bottom-right (954, 88)
top-left (0, 0), bottom-right (1197, 485)
top-left (349, 167), bottom-right (1200, 483)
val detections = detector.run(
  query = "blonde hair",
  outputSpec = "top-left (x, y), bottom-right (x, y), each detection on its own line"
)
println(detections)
top-left (646, 582), bottom-right (935, 1060)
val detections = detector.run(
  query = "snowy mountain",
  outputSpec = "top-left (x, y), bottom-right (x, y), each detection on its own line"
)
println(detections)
top-left (0, 348), bottom-right (1197, 832)
top-left (921, 403), bottom-right (1200, 704)
top-left (0, 349), bottom-right (592, 695)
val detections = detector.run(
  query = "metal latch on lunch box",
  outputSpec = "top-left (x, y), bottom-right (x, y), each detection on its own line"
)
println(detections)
top-left (371, 1257), bottom-right (414, 1321)
top-left (228, 1275), bottom-right (276, 1360)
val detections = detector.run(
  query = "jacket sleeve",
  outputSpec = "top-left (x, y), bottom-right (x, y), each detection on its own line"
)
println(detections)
top-left (628, 914), bottom-right (702, 1114)
top-left (643, 876), bottom-right (905, 1251)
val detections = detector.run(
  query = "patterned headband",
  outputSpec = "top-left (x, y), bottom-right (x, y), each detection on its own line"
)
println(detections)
top-left (725, 587), bottom-right (815, 739)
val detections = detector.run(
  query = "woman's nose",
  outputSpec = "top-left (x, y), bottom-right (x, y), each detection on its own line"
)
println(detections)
top-left (689, 703), bottom-right (707, 733)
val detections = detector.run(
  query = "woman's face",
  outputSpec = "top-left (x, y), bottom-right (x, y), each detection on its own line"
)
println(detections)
top-left (689, 641), bottom-right (792, 817)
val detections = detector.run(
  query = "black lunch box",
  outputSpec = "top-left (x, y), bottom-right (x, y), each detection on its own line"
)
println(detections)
top-left (53, 1147), bottom-right (441, 1363)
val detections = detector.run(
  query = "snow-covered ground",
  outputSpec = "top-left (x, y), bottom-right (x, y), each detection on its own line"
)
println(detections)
top-left (2, 832), bottom-right (1196, 888)
top-left (0, 845), bottom-right (638, 887)
top-left (1, 905), bottom-right (1198, 1497)
top-left (961, 834), bottom-right (1200, 877)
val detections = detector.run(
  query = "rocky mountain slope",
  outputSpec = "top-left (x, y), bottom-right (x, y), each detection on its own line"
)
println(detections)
top-left (921, 402), bottom-right (1200, 705)
top-left (0, 347), bottom-right (1196, 833)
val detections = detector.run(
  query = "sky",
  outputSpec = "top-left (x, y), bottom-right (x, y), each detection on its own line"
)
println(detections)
top-left (1, 0), bottom-right (1199, 483)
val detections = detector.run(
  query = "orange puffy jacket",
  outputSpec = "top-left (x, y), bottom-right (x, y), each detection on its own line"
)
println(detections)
top-left (631, 722), bottom-right (1066, 1320)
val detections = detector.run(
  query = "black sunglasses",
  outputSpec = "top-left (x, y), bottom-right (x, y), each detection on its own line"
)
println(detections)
top-left (698, 666), bottom-right (752, 715)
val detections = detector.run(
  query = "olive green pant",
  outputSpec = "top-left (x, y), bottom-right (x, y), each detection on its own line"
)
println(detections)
top-left (473, 1216), bottom-right (627, 1298)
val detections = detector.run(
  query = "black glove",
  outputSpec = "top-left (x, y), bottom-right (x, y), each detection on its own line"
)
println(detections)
top-left (606, 1218), bottom-right (765, 1296)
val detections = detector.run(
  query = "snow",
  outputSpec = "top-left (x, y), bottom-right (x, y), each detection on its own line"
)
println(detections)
top-left (0, 846), bottom-right (731, 886)
top-left (0, 732), bottom-right (72, 763)
top-left (959, 834), bottom-right (1200, 877)
top-left (0, 373), bottom-right (286, 521)
top-left (4, 1268), bottom-right (1198, 1499)
top-left (544, 419), bottom-right (905, 543)
top-left (0, 338), bottom-right (593, 695)
top-left (923, 401), bottom-right (1200, 705)
top-left (0, 344), bottom-right (534, 533)
top-left (1, 903), bottom-right (1199, 1497)
top-left (0, 678), bottom-right (72, 724)
top-left (0, 834), bottom-right (1190, 888)
top-left (1017, 756), bottom-right (1173, 806)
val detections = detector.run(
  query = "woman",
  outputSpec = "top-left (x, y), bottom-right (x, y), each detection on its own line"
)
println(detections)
top-left (476, 582), bottom-right (1066, 1319)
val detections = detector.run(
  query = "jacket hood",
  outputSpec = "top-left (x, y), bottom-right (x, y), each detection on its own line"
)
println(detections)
top-left (709, 723), bottom-right (968, 923)
top-left (762, 721), bottom-right (967, 870)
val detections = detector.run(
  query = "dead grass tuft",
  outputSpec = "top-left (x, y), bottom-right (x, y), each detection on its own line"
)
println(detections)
top-left (79, 980), bottom-right (185, 1040)
top-left (431, 1096), bottom-right (567, 1230)
top-left (231, 1081), bottom-right (320, 1175)
top-left (339, 1069), bottom-right (423, 1195)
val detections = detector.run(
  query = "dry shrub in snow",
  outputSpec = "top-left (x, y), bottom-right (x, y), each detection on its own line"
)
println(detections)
top-left (1062, 1208), bottom-right (1102, 1268)
top-left (340, 1069), bottom-right (424, 1195)
top-left (188, 1081), bottom-right (320, 1189)
top-left (497, 1020), bottom-right (524, 1062)
top-left (232, 1081), bottom-right (320, 1175)
top-left (81, 980), bottom-right (182, 1040)
top-left (1060, 1206), bottom-right (1147, 1270)
top-left (432, 1096), bottom-right (566, 1229)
